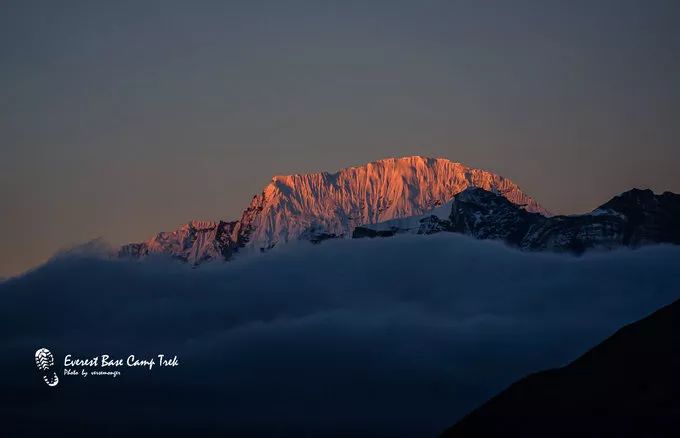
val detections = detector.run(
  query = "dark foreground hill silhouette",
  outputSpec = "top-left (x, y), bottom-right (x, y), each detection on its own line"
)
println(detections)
top-left (441, 297), bottom-right (680, 438)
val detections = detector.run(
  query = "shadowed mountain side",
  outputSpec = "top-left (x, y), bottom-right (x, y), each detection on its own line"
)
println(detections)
top-left (441, 298), bottom-right (680, 438)
top-left (355, 188), bottom-right (680, 253)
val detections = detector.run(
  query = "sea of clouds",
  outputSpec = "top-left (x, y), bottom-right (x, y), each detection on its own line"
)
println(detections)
top-left (2, 234), bottom-right (679, 436)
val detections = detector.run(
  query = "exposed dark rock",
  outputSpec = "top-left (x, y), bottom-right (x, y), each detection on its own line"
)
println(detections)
top-left (356, 187), bottom-right (680, 254)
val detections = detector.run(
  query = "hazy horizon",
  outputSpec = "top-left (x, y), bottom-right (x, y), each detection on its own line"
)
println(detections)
top-left (3, 0), bottom-right (680, 276)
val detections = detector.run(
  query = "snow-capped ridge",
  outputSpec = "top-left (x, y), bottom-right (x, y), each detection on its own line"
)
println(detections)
top-left (354, 187), bottom-right (680, 253)
top-left (120, 156), bottom-right (549, 264)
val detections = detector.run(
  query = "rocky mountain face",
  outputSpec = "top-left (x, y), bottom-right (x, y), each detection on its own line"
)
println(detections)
top-left (119, 156), bottom-right (547, 263)
top-left (441, 296), bottom-right (680, 437)
top-left (354, 187), bottom-right (680, 253)
top-left (118, 220), bottom-right (240, 265)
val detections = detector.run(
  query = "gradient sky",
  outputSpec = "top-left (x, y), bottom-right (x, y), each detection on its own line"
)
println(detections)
top-left (2, 0), bottom-right (679, 277)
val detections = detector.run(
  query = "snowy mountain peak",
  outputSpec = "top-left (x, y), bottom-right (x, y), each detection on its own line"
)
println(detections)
top-left (120, 156), bottom-right (549, 263)
top-left (180, 220), bottom-right (218, 231)
top-left (237, 156), bottom-right (548, 249)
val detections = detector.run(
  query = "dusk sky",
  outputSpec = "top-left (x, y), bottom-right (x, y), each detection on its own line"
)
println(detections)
top-left (2, 0), bottom-right (679, 277)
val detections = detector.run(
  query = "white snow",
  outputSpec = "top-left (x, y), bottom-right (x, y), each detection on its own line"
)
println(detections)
top-left (127, 156), bottom-right (549, 262)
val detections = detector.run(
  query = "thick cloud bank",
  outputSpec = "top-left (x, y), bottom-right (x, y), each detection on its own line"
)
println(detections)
top-left (2, 234), bottom-right (680, 436)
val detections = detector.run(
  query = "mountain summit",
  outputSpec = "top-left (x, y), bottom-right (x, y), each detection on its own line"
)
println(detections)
top-left (120, 156), bottom-right (547, 264)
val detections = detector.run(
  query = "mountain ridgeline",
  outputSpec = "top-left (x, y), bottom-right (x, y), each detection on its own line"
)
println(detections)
top-left (119, 156), bottom-right (680, 264)
top-left (354, 187), bottom-right (680, 253)
top-left (119, 156), bottom-right (548, 264)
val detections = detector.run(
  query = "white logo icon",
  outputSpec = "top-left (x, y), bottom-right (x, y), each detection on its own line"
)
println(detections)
top-left (35, 348), bottom-right (59, 387)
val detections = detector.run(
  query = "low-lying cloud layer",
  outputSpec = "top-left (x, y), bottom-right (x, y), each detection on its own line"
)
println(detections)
top-left (2, 235), bottom-right (680, 436)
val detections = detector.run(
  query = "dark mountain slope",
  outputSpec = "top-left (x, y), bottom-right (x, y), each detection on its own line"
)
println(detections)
top-left (441, 297), bottom-right (680, 437)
